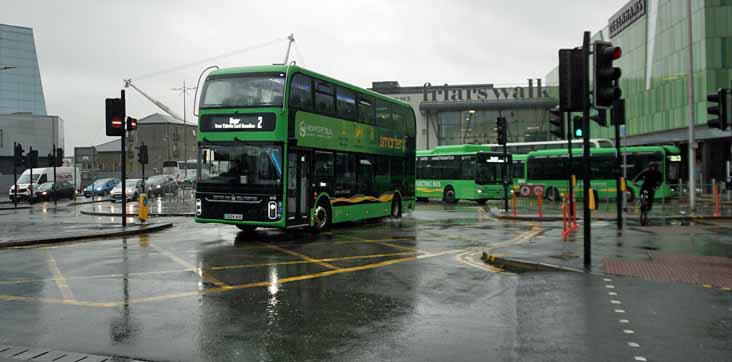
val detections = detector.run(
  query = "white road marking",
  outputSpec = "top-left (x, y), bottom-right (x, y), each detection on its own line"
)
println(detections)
top-left (628, 342), bottom-right (640, 348)
top-left (608, 291), bottom-right (618, 296)
top-left (619, 319), bottom-right (630, 323)
top-left (611, 300), bottom-right (622, 304)
top-left (603, 278), bottom-right (612, 282)
top-left (614, 309), bottom-right (625, 313)
top-left (605, 285), bottom-right (615, 289)
top-left (623, 329), bottom-right (635, 334)
top-left (634, 357), bottom-right (647, 361)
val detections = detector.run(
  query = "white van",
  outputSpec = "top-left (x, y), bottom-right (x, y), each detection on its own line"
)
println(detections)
top-left (8, 167), bottom-right (81, 201)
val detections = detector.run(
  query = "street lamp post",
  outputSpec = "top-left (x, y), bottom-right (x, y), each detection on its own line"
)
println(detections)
top-left (172, 81), bottom-right (197, 178)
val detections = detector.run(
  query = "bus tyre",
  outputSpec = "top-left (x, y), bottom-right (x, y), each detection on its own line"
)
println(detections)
top-left (390, 194), bottom-right (402, 218)
top-left (627, 189), bottom-right (635, 202)
top-left (444, 188), bottom-right (457, 204)
top-left (312, 199), bottom-right (331, 232)
top-left (236, 225), bottom-right (257, 233)
top-left (546, 187), bottom-right (560, 202)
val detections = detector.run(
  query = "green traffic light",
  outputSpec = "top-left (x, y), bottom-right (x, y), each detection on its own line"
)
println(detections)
top-left (575, 128), bottom-right (583, 137)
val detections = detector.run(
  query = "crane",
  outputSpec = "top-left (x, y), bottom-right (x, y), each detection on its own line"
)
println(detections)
top-left (122, 79), bottom-right (184, 121)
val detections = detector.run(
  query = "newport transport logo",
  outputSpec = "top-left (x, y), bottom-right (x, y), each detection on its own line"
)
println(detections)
top-left (298, 119), bottom-right (333, 139)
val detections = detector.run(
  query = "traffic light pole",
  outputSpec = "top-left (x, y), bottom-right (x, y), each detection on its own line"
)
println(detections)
top-left (121, 90), bottom-right (127, 227)
top-left (29, 146), bottom-right (33, 201)
top-left (53, 143), bottom-right (57, 207)
top-left (503, 141), bottom-right (509, 213)
top-left (566, 111), bottom-right (574, 219)
top-left (582, 31), bottom-right (592, 269)
top-left (613, 98), bottom-right (623, 230)
top-left (13, 142), bottom-right (18, 209)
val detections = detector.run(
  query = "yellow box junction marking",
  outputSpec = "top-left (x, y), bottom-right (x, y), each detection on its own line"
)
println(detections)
top-left (260, 243), bottom-right (340, 270)
top-left (149, 243), bottom-right (231, 289)
top-left (46, 251), bottom-right (75, 301)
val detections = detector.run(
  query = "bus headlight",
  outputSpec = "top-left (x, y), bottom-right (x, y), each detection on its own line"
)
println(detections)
top-left (196, 199), bottom-right (202, 216)
top-left (268, 201), bottom-right (277, 220)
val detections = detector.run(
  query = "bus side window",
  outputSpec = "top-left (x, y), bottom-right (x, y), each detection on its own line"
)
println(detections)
top-left (461, 156), bottom-right (475, 180)
top-left (390, 158), bottom-right (404, 189)
top-left (315, 80), bottom-right (335, 116)
top-left (357, 156), bottom-right (375, 195)
top-left (289, 74), bottom-right (313, 111)
top-left (375, 99), bottom-right (391, 129)
top-left (314, 151), bottom-right (334, 178)
top-left (335, 153), bottom-right (355, 192)
top-left (336, 87), bottom-right (356, 121)
top-left (391, 104), bottom-right (403, 133)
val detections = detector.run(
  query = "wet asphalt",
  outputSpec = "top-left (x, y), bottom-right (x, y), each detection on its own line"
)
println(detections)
top-left (0, 201), bottom-right (730, 362)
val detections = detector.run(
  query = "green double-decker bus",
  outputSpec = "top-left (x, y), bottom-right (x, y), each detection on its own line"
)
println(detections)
top-left (525, 145), bottom-right (681, 201)
top-left (194, 65), bottom-right (416, 232)
top-left (416, 145), bottom-right (511, 204)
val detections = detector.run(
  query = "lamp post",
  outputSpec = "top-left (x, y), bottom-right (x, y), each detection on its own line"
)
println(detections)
top-left (172, 81), bottom-right (197, 178)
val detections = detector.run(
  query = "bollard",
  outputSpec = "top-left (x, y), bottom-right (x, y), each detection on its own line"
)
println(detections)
top-left (571, 195), bottom-right (578, 230)
top-left (561, 195), bottom-right (568, 239)
top-left (537, 194), bottom-right (543, 218)
top-left (714, 183), bottom-right (721, 217)
top-left (512, 191), bottom-right (517, 217)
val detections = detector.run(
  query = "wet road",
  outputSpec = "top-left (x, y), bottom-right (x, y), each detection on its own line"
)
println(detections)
top-left (0, 202), bottom-right (730, 362)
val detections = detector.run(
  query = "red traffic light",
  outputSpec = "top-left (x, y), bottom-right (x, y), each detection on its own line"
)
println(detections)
top-left (612, 47), bottom-right (622, 60)
top-left (111, 116), bottom-right (123, 128)
top-left (126, 116), bottom-right (138, 130)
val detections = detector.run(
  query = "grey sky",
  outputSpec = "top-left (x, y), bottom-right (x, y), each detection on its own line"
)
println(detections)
top-left (1, 0), bottom-right (627, 153)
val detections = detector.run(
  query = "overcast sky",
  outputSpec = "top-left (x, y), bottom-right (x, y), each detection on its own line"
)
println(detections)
top-left (1, 0), bottom-right (627, 153)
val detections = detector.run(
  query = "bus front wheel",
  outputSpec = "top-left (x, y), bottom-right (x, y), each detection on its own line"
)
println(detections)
top-left (390, 194), bottom-right (402, 218)
top-left (444, 188), bottom-right (458, 204)
top-left (312, 199), bottom-right (331, 232)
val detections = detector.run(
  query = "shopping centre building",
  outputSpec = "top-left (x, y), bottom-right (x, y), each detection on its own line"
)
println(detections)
top-left (545, 0), bottom-right (732, 184)
top-left (371, 80), bottom-right (557, 150)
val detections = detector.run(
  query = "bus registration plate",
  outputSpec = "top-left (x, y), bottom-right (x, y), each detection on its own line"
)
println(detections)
top-left (224, 213), bottom-right (243, 220)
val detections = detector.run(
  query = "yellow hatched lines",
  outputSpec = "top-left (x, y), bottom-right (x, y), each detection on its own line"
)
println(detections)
top-left (149, 243), bottom-right (231, 290)
top-left (259, 243), bottom-right (340, 270)
top-left (46, 252), bottom-right (75, 301)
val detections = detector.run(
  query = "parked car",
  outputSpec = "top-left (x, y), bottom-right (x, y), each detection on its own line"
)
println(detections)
top-left (8, 167), bottom-right (80, 201)
top-left (84, 178), bottom-right (120, 197)
top-left (146, 175), bottom-right (178, 197)
top-left (110, 179), bottom-right (144, 202)
top-left (30, 181), bottom-right (76, 202)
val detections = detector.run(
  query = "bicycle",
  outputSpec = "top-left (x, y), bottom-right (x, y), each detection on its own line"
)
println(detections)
top-left (639, 188), bottom-right (650, 226)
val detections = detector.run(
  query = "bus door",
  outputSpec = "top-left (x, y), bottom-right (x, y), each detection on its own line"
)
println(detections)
top-left (287, 148), bottom-right (311, 226)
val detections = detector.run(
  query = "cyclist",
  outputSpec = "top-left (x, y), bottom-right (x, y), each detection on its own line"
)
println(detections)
top-left (633, 162), bottom-right (662, 211)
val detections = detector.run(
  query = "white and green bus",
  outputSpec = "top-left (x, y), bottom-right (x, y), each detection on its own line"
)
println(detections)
top-left (416, 145), bottom-right (511, 204)
top-left (194, 65), bottom-right (416, 233)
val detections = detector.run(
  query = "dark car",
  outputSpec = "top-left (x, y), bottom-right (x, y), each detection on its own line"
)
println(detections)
top-left (31, 181), bottom-right (76, 202)
top-left (84, 178), bottom-right (120, 197)
top-left (146, 175), bottom-right (178, 198)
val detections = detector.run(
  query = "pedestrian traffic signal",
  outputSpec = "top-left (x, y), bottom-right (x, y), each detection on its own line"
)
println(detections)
top-left (593, 41), bottom-right (622, 108)
top-left (591, 109), bottom-right (608, 127)
top-left (126, 116), bottom-right (138, 131)
top-left (55, 148), bottom-right (64, 167)
top-left (105, 98), bottom-right (125, 137)
top-left (549, 106), bottom-right (564, 139)
top-left (496, 117), bottom-right (507, 145)
top-left (137, 144), bottom-right (149, 165)
top-left (707, 88), bottom-right (729, 130)
top-left (611, 99), bottom-right (625, 126)
top-left (573, 116), bottom-right (584, 138)
top-left (13, 143), bottom-right (24, 167)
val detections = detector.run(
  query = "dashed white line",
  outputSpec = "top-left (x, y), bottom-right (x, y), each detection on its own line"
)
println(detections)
top-left (603, 278), bottom-right (612, 282)
top-left (614, 309), bottom-right (625, 313)
top-left (611, 300), bottom-right (622, 304)
top-left (634, 357), bottom-right (647, 361)
top-left (605, 285), bottom-right (615, 289)
top-left (623, 329), bottom-right (635, 334)
top-left (628, 342), bottom-right (640, 348)
top-left (619, 319), bottom-right (630, 324)
top-left (608, 291), bottom-right (618, 296)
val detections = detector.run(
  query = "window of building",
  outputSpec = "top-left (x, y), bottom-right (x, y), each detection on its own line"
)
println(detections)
top-left (289, 74), bottom-right (313, 111)
top-left (336, 87), bottom-right (356, 120)
top-left (314, 80), bottom-right (335, 115)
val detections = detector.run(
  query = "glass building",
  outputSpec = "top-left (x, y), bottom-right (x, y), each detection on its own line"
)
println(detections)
top-left (545, 0), bottom-right (732, 184)
top-left (372, 80), bottom-right (557, 150)
top-left (0, 23), bottom-right (46, 115)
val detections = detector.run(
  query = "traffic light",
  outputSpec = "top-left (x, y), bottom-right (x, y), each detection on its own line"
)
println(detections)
top-left (13, 144), bottom-right (24, 167)
top-left (707, 88), bottom-right (729, 130)
top-left (611, 99), bottom-right (625, 126)
top-left (558, 48), bottom-right (585, 112)
top-left (105, 98), bottom-right (125, 136)
top-left (496, 117), bottom-right (507, 145)
top-left (137, 144), bottom-right (149, 165)
top-left (593, 41), bottom-right (622, 108)
top-left (549, 106), bottom-right (564, 139)
top-left (591, 109), bottom-right (608, 127)
top-left (126, 116), bottom-right (138, 131)
top-left (573, 116), bottom-right (584, 138)
top-left (47, 153), bottom-right (55, 167)
top-left (27, 150), bottom-right (38, 169)
top-left (55, 148), bottom-right (64, 167)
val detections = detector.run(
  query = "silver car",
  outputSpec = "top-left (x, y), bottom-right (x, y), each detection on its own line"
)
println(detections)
top-left (110, 179), bottom-right (143, 202)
